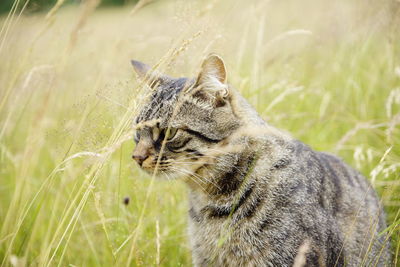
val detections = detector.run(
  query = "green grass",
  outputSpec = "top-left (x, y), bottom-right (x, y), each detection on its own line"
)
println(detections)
top-left (0, 0), bottom-right (399, 266)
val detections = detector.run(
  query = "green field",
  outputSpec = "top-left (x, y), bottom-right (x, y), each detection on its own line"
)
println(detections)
top-left (0, 0), bottom-right (399, 266)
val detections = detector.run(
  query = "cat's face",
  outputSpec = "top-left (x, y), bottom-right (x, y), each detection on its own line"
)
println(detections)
top-left (132, 55), bottom-right (240, 179)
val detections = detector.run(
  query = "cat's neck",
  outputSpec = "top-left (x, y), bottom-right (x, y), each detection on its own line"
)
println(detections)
top-left (185, 146), bottom-right (258, 212)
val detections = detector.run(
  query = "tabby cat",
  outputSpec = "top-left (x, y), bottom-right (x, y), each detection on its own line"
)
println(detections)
top-left (131, 54), bottom-right (392, 266)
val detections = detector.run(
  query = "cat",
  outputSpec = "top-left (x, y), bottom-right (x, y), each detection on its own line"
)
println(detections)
top-left (130, 54), bottom-right (392, 266)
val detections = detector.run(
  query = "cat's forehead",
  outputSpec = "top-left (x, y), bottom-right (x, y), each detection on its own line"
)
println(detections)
top-left (134, 77), bottom-right (189, 127)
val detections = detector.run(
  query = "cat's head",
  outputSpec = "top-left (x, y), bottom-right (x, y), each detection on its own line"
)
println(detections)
top-left (131, 54), bottom-right (240, 179)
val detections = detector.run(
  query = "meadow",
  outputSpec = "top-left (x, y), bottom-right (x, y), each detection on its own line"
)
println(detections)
top-left (0, 0), bottom-right (399, 266)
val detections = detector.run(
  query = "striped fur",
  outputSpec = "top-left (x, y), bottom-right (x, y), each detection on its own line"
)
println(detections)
top-left (131, 55), bottom-right (392, 266)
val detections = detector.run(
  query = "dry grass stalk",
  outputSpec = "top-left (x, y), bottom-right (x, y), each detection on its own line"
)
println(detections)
top-left (130, 0), bottom-right (154, 15)
top-left (45, 0), bottom-right (68, 20)
top-left (69, 0), bottom-right (100, 50)
top-left (156, 220), bottom-right (160, 266)
top-left (334, 122), bottom-right (388, 153)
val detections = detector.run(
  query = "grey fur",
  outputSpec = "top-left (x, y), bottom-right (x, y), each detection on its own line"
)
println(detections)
top-left (131, 55), bottom-right (392, 266)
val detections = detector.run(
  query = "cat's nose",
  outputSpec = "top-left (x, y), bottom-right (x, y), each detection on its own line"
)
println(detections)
top-left (132, 154), bottom-right (149, 166)
top-left (132, 140), bottom-right (151, 166)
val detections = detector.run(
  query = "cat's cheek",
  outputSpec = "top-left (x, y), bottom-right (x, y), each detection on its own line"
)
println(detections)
top-left (141, 155), bottom-right (156, 170)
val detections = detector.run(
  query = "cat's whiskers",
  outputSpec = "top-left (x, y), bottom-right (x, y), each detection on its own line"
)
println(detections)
top-left (168, 167), bottom-right (211, 195)
top-left (194, 151), bottom-right (242, 171)
top-left (169, 164), bottom-right (218, 188)
top-left (163, 171), bottom-right (173, 181)
top-left (171, 167), bottom-right (208, 184)
top-left (187, 169), bottom-right (217, 187)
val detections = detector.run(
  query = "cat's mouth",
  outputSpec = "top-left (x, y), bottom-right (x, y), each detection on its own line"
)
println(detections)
top-left (137, 155), bottom-right (170, 174)
top-left (136, 154), bottom-right (206, 180)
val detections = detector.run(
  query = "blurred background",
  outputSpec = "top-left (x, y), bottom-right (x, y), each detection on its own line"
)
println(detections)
top-left (0, 0), bottom-right (138, 14)
top-left (0, 0), bottom-right (399, 266)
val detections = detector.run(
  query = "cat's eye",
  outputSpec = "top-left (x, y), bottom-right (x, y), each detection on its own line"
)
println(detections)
top-left (165, 127), bottom-right (178, 141)
top-left (133, 131), bottom-right (140, 143)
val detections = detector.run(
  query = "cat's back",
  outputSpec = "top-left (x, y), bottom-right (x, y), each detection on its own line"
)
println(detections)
top-left (288, 140), bottom-right (391, 265)
top-left (289, 140), bottom-right (379, 210)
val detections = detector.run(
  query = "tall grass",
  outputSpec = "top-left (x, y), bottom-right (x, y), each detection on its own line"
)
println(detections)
top-left (0, 0), bottom-right (399, 266)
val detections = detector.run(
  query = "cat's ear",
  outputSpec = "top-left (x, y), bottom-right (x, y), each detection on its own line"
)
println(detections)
top-left (196, 54), bottom-right (227, 85)
top-left (131, 60), bottom-right (171, 88)
top-left (194, 54), bottom-right (229, 102)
